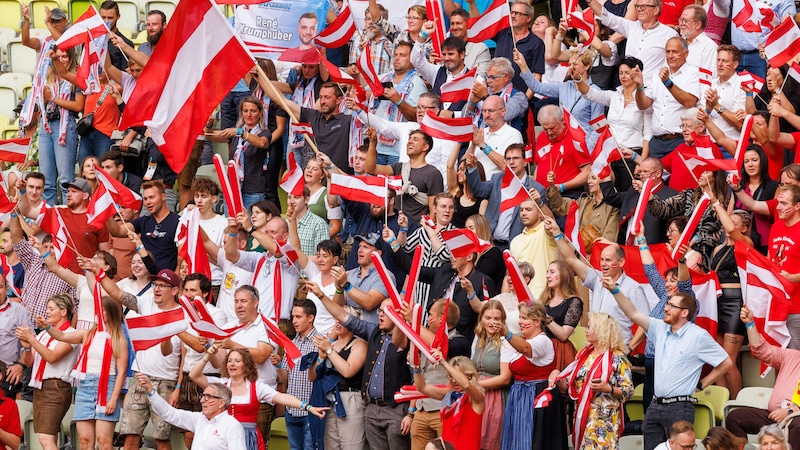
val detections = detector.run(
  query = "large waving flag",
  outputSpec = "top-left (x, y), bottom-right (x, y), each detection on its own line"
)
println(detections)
top-left (732, 0), bottom-right (764, 32)
top-left (356, 43), bottom-right (385, 98)
top-left (95, 164), bottom-right (142, 209)
top-left (420, 110), bottom-right (473, 142)
top-left (590, 128), bottom-right (621, 178)
top-left (279, 151), bottom-right (304, 196)
top-left (676, 150), bottom-right (738, 181)
top-left (329, 173), bottom-right (386, 206)
top-left (733, 115), bottom-right (755, 167)
top-left (55, 6), bottom-right (108, 49)
top-left (179, 296), bottom-right (247, 339)
top-left (126, 308), bottom-right (187, 351)
top-left (563, 201), bottom-right (586, 257)
top-left (440, 229), bottom-right (490, 258)
top-left (55, 6), bottom-right (109, 94)
top-left (315, 2), bottom-right (356, 48)
top-left (0, 138), bottom-right (30, 163)
top-left (467, 0), bottom-right (511, 42)
top-left (763, 16), bottom-right (800, 69)
top-left (568, 8), bottom-right (596, 46)
top-left (563, 106), bottom-right (590, 155)
top-left (177, 208), bottom-right (212, 280)
top-left (119, 0), bottom-right (254, 173)
top-left (503, 250), bottom-right (536, 303)
top-left (40, 206), bottom-right (76, 265)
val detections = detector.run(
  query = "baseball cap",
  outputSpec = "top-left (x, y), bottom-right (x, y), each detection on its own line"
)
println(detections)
top-left (61, 177), bottom-right (92, 194)
top-left (355, 232), bottom-right (381, 247)
top-left (50, 8), bottom-right (67, 21)
top-left (153, 269), bottom-right (180, 287)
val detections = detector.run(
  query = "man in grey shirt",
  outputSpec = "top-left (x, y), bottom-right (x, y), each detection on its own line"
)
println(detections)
top-left (332, 232), bottom-right (392, 323)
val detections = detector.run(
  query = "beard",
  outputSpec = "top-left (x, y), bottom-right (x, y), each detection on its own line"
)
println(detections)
top-left (148, 29), bottom-right (163, 46)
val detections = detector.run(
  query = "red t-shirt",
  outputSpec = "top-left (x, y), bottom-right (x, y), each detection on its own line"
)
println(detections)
top-left (663, 142), bottom-right (724, 192)
top-left (533, 129), bottom-right (590, 187)
top-left (769, 209), bottom-right (800, 312)
top-left (59, 207), bottom-right (110, 274)
top-left (0, 393), bottom-right (23, 440)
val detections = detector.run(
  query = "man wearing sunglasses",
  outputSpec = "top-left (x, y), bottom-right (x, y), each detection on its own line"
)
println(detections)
top-left (602, 266), bottom-right (731, 450)
top-left (137, 374), bottom-right (245, 450)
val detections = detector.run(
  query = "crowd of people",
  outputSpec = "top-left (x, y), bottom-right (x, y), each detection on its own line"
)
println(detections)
top-left (2, 0), bottom-right (800, 448)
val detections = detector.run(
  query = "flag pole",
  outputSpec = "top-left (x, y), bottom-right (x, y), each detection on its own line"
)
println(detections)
top-left (508, 9), bottom-right (517, 50)
top-left (384, 176), bottom-right (388, 225)
top-left (257, 65), bottom-right (319, 155)
top-left (97, 5), bottom-right (129, 63)
top-left (608, 133), bottom-right (636, 181)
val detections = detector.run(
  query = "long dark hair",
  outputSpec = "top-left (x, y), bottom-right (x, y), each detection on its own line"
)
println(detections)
top-left (739, 144), bottom-right (774, 187)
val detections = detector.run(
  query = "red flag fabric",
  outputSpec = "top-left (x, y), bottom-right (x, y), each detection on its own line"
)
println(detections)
top-left (425, 0), bottom-right (447, 62)
top-left (54, 6), bottom-right (107, 49)
top-left (0, 254), bottom-right (20, 297)
top-left (39, 207), bottom-right (76, 265)
top-left (499, 166), bottom-right (530, 212)
top-left (370, 251), bottom-right (404, 310)
top-left (290, 122), bottom-right (315, 138)
top-left (226, 161), bottom-right (245, 216)
top-left (0, 138), bottom-right (30, 163)
top-left (380, 174), bottom-right (403, 191)
top-left (503, 250), bottom-right (536, 303)
top-left (320, 55), bottom-right (359, 87)
top-left (357, 44), bottom-right (384, 98)
top-left (126, 308), bottom-right (187, 351)
top-left (439, 67), bottom-right (477, 103)
top-left (440, 229), bottom-right (491, 258)
top-left (177, 208), bottom-right (212, 280)
top-left (329, 173), bottom-right (386, 206)
top-left (261, 314), bottom-right (302, 369)
top-left (85, 182), bottom-right (119, 229)
top-left (589, 115), bottom-right (608, 132)
top-left (563, 107), bottom-right (589, 155)
top-left (467, 0), bottom-right (511, 42)
top-left (179, 296), bottom-right (247, 339)
top-left (431, 298), bottom-right (450, 359)
top-left (94, 164), bottom-right (142, 210)
top-left (563, 201), bottom-right (586, 257)
top-left (670, 193), bottom-right (711, 260)
top-left (763, 16), bottom-right (800, 68)
top-left (404, 246), bottom-right (424, 308)
top-left (315, 2), bottom-right (356, 48)
top-left (383, 306), bottom-right (438, 364)
top-left (629, 177), bottom-right (654, 238)
top-left (213, 154), bottom-right (237, 215)
top-left (757, 1), bottom-right (781, 31)
top-left (732, 0), bottom-right (764, 32)
top-left (676, 150), bottom-right (738, 181)
top-left (590, 128), bottom-right (622, 178)
top-left (276, 240), bottom-right (299, 266)
top-left (733, 115), bottom-right (755, 166)
top-left (739, 71), bottom-right (765, 92)
top-left (419, 110), bottom-right (473, 142)
top-left (119, 0), bottom-right (254, 173)
top-left (279, 152), bottom-right (304, 196)
top-left (568, 8), bottom-right (595, 46)
top-left (699, 67), bottom-right (713, 87)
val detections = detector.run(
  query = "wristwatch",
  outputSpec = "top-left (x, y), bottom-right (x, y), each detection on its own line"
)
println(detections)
top-left (717, 105), bottom-right (725, 114)
top-left (326, 348), bottom-right (333, 355)
top-left (342, 281), bottom-right (352, 292)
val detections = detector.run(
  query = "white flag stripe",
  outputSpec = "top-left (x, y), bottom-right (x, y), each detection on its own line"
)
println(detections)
top-left (468, 1), bottom-right (508, 40)
top-left (145, 7), bottom-right (235, 146)
top-left (330, 173), bottom-right (386, 200)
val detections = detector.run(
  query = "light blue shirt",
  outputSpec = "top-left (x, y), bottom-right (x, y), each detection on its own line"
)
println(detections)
top-left (731, 0), bottom-right (796, 51)
top-left (646, 319), bottom-right (728, 398)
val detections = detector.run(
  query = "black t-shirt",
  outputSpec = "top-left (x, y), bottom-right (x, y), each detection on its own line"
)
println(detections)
top-left (132, 212), bottom-right (179, 271)
top-left (300, 107), bottom-right (351, 171)
top-left (229, 130), bottom-right (271, 194)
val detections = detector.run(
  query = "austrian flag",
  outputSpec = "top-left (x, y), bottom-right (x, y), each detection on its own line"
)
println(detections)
top-left (420, 110), bottom-right (473, 142)
top-left (467, 0), bottom-right (511, 42)
top-left (314, 2), bottom-right (356, 48)
top-left (329, 174), bottom-right (386, 206)
top-left (439, 67), bottom-right (477, 103)
top-left (0, 138), bottom-right (30, 163)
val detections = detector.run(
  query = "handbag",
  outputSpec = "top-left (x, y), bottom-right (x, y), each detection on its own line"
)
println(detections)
top-left (579, 202), bottom-right (602, 252)
top-left (76, 85), bottom-right (112, 137)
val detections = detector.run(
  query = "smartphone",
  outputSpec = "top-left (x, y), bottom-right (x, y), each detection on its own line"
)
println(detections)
top-left (377, 82), bottom-right (395, 101)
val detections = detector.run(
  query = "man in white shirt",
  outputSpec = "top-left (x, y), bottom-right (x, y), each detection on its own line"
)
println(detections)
top-left (587, 0), bottom-right (677, 82)
top-left (137, 375), bottom-right (246, 450)
top-left (633, 37), bottom-right (701, 159)
top-left (702, 45), bottom-right (746, 146)
top-left (472, 95), bottom-right (524, 179)
top-left (654, 421), bottom-right (696, 450)
top-left (411, 34), bottom-right (469, 113)
top-left (679, 5), bottom-right (718, 77)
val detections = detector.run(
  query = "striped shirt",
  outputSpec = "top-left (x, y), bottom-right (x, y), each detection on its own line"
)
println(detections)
top-left (282, 328), bottom-right (320, 417)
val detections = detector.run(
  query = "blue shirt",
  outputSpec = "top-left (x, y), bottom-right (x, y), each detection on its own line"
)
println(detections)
top-left (646, 319), bottom-right (727, 398)
top-left (643, 263), bottom-right (695, 358)
top-left (343, 315), bottom-right (389, 400)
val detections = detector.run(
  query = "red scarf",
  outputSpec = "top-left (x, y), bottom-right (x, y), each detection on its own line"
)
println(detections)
top-left (30, 320), bottom-right (72, 388)
top-left (71, 273), bottom-right (114, 413)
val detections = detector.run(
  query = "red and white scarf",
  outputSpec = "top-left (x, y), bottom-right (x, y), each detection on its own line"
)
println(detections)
top-left (253, 256), bottom-right (282, 324)
top-left (71, 272), bottom-right (114, 413)
top-left (30, 320), bottom-right (71, 388)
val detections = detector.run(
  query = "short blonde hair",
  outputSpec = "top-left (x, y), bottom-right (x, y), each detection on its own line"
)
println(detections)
top-left (518, 302), bottom-right (552, 326)
top-left (587, 312), bottom-right (626, 353)
top-left (449, 356), bottom-right (483, 393)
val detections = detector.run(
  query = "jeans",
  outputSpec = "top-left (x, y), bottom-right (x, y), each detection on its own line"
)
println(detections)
top-left (376, 153), bottom-right (399, 165)
top-left (285, 413), bottom-right (313, 450)
top-left (737, 52), bottom-right (767, 80)
top-left (643, 401), bottom-right (695, 450)
top-left (648, 136), bottom-right (683, 160)
top-left (242, 193), bottom-right (264, 214)
top-left (39, 117), bottom-right (78, 205)
top-left (77, 127), bottom-right (113, 164)
top-left (643, 356), bottom-right (654, 412)
top-left (220, 90), bottom-right (252, 130)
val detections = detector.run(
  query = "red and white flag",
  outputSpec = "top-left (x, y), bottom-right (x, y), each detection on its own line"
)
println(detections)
top-left (383, 305), bottom-right (438, 364)
top-left (563, 107), bottom-right (590, 154)
top-left (357, 43), bottom-right (384, 98)
top-left (420, 110), bottom-right (473, 142)
top-left (213, 154), bottom-right (239, 217)
top-left (403, 246), bottom-right (424, 308)
top-left (440, 229), bottom-right (490, 258)
top-left (95, 164), bottom-right (142, 210)
top-left (739, 71), bottom-right (765, 92)
top-left (568, 8), bottom-right (595, 46)
top-left (629, 177), bottom-right (654, 237)
top-left (699, 67), bottom-right (713, 87)
top-left (291, 122), bottom-right (315, 138)
top-left (276, 240), bottom-right (299, 266)
top-left (380, 174), bottom-right (403, 191)
top-left (670, 193), bottom-right (711, 261)
top-left (590, 128), bottom-right (622, 178)
top-left (431, 298), bottom-right (450, 358)
top-left (499, 166), bottom-right (530, 212)
top-left (55, 6), bottom-right (108, 49)
top-left (734, 115), bottom-right (755, 166)
top-left (371, 251), bottom-right (404, 310)
top-left (735, 241), bottom-right (791, 374)
top-left (0, 254), bottom-right (20, 297)
top-left (0, 184), bottom-right (13, 230)
top-left (757, 1), bottom-right (781, 31)
top-left (329, 173), bottom-right (386, 206)
top-left (0, 138), bottom-right (30, 163)
top-left (279, 152), bottom-right (304, 196)
top-left (589, 115), bottom-right (608, 132)
top-left (503, 251), bottom-right (536, 303)
top-left (425, 0), bottom-right (447, 62)
top-left (179, 296), bottom-right (247, 340)
top-left (439, 67), bottom-right (477, 103)
top-left (676, 150), bottom-right (738, 181)
top-left (563, 201), bottom-right (586, 257)
top-left (763, 16), bottom-right (800, 69)
top-left (39, 207), bottom-right (76, 265)
top-left (524, 144), bottom-right (534, 163)
top-left (126, 308), bottom-right (187, 351)
top-left (320, 55), bottom-right (360, 88)
top-left (119, 0), bottom-right (254, 173)
top-left (315, 2), bottom-right (356, 48)
top-left (85, 182), bottom-right (118, 229)
top-left (467, 0), bottom-right (511, 42)
top-left (732, 0), bottom-right (764, 32)
top-left (788, 62), bottom-right (800, 85)
top-left (177, 208), bottom-right (212, 280)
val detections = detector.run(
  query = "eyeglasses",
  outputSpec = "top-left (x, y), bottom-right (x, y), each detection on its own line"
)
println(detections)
top-left (665, 302), bottom-right (688, 310)
top-left (666, 229), bottom-right (680, 235)
top-left (486, 73), bottom-right (507, 80)
top-left (675, 443), bottom-right (697, 450)
top-left (200, 393), bottom-right (223, 401)
top-left (153, 283), bottom-right (173, 290)
top-left (510, 10), bottom-right (529, 16)
top-left (405, 15), bottom-right (422, 21)
top-left (377, 308), bottom-right (386, 315)
top-left (635, 4), bottom-right (658, 9)
top-left (678, 18), bottom-right (696, 24)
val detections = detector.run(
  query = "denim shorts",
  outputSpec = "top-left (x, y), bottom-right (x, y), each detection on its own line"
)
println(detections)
top-left (73, 374), bottom-right (121, 422)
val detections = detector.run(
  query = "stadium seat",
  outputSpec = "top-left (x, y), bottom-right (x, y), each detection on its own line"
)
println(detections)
top-left (0, 26), bottom-right (17, 50)
top-left (0, 85), bottom-right (18, 117)
top-left (2, 125), bottom-right (18, 138)
top-left (568, 325), bottom-right (586, 351)
top-left (67, 0), bottom-right (97, 22)
top-left (0, 113), bottom-right (11, 125)
top-left (0, 72), bottom-right (33, 97)
top-left (740, 349), bottom-right (776, 388)
top-left (723, 387), bottom-right (772, 426)
top-left (692, 385), bottom-right (730, 424)
top-left (27, 27), bottom-right (51, 42)
top-left (22, 81), bottom-right (31, 99)
top-left (693, 398), bottom-right (715, 440)
top-left (29, 0), bottom-right (61, 29)
top-left (144, 0), bottom-right (175, 20)
top-left (619, 434), bottom-right (644, 450)
top-left (7, 40), bottom-right (37, 76)
top-left (0, 0), bottom-right (22, 32)
top-left (115, 0), bottom-right (140, 34)
top-left (16, 400), bottom-right (33, 447)
top-left (269, 417), bottom-right (290, 450)
top-left (626, 383), bottom-right (645, 421)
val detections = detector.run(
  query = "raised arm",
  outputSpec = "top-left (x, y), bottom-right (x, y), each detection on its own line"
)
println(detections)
top-left (306, 281), bottom-right (349, 323)
top-left (542, 215), bottom-right (590, 280)
top-left (604, 277), bottom-right (651, 330)
top-left (286, 207), bottom-right (309, 269)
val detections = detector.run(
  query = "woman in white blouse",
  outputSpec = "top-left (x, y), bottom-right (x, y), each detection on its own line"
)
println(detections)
top-left (576, 56), bottom-right (652, 190)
